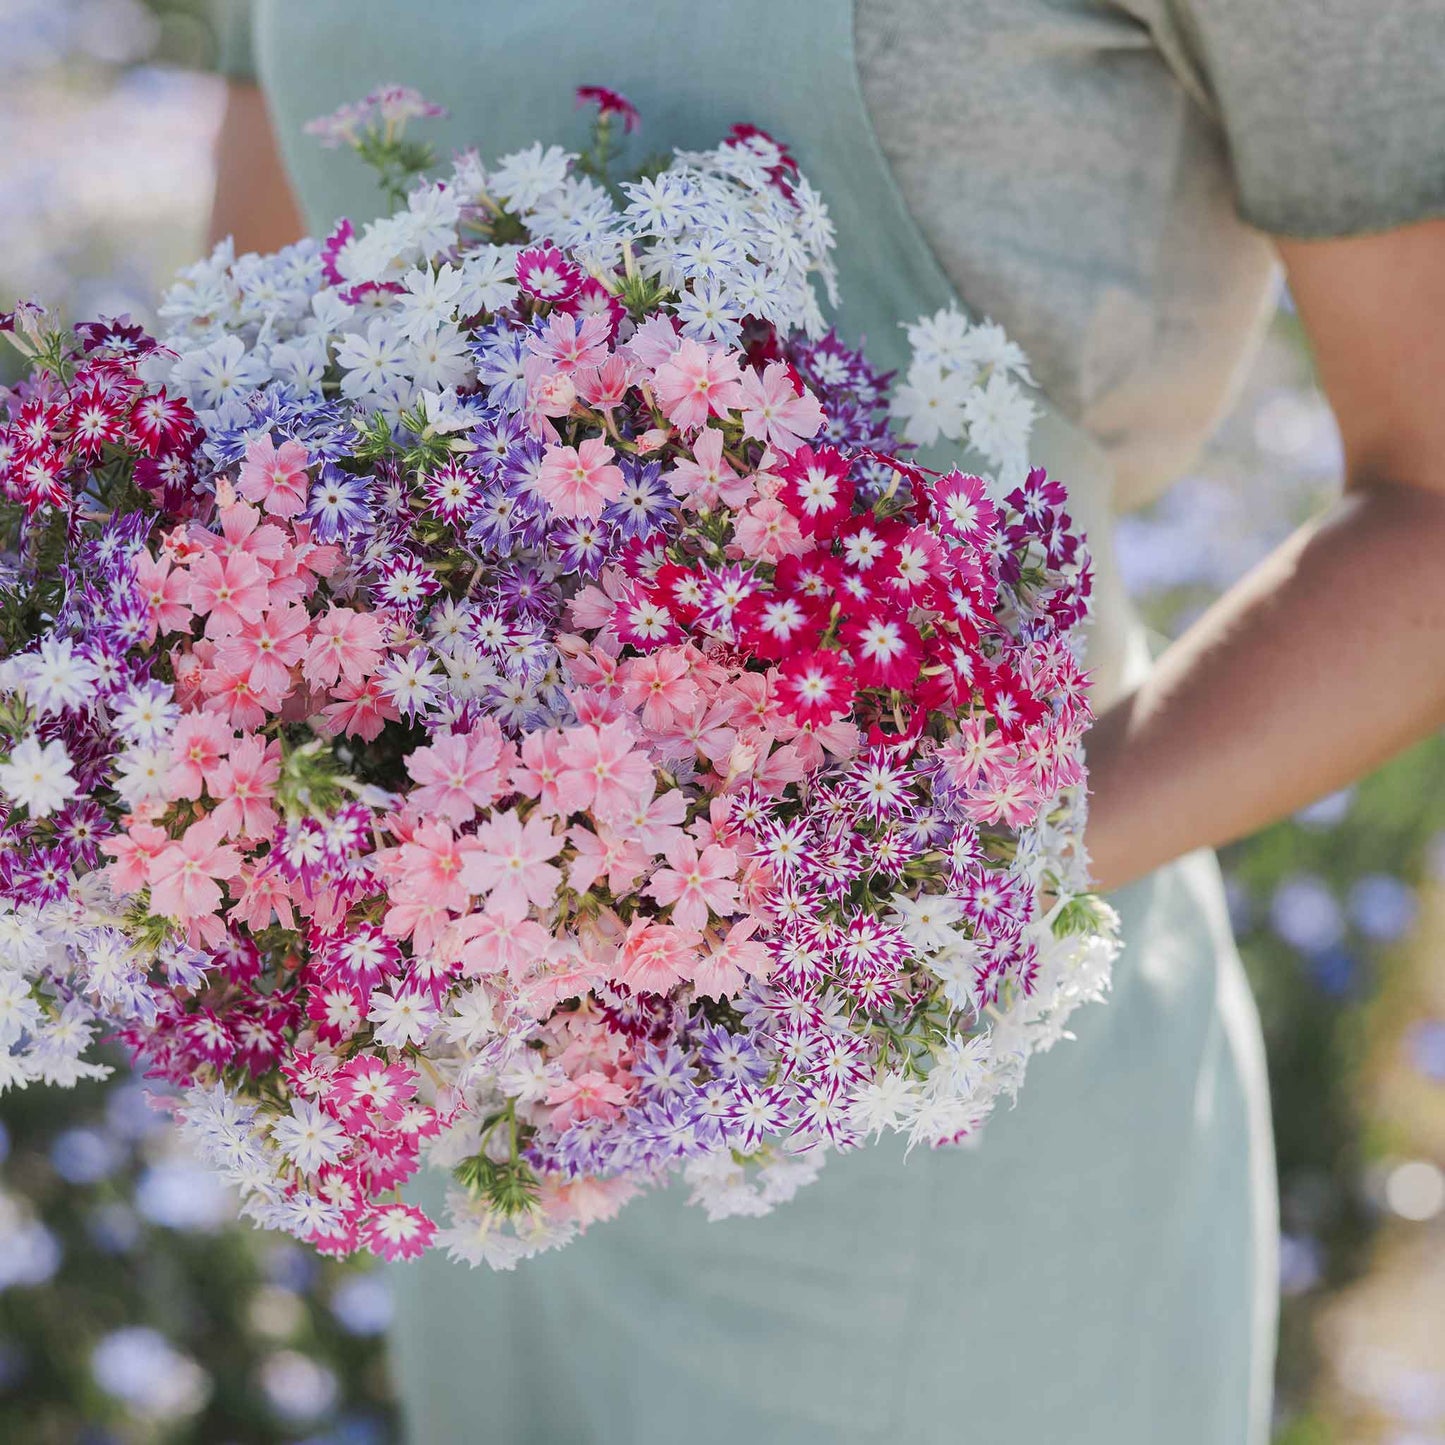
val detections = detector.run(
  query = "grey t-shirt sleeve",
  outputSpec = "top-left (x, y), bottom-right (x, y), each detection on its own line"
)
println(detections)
top-left (1151, 0), bottom-right (1445, 237)
top-left (207, 0), bottom-right (257, 82)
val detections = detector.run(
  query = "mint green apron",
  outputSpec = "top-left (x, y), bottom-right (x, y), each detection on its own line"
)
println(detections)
top-left (245, 4), bottom-right (1277, 1438)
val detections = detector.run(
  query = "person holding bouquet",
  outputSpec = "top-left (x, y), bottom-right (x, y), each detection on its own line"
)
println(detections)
top-left (181, 0), bottom-right (1445, 1439)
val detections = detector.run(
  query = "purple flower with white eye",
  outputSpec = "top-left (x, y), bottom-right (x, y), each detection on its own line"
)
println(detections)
top-left (697, 1024), bottom-right (770, 1084)
top-left (51, 799), bottom-right (110, 869)
top-left (472, 327), bottom-right (530, 411)
top-left (468, 409), bottom-right (529, 479)
top-left (548, 515), bottom-right (615, 576)
top-left (634, 1042), bottom-right (697, 1099)
top-left (305, 463), bottom-right (373, 542)
top-left (495, 563), bottom-right (559, 622)
top-left (602, 460), bottom-right (675, 539)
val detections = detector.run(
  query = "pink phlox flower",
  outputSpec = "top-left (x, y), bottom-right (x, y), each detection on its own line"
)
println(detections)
top-left (534, 437), bottom-right (626, 519)
top-left (618, 649), bottom-right (700, 733)
top-left (459, 810), bottom-right (563, 917)
top-left (545, 1069), bottom-right (630, 1130)
top-left (131, 549), bottom-right (192, 641)
top-left (573, 352), bottom-right (636, 411)
top-left (614, 918), bottom-right (702, 994)
top-left (665, 426), bottom-right (750, 509)
top-left (302, 605), bottom-right (387, 690)
top-left (566, 823), bottom-right (650, 896)
top-left (237, 436), bottom-right (310, 519)
top-left (738, 362), bottom-right (824, 450)
top-left (147, 814), bottom-right (242, 926)
top-left (199, 663), bottom-right (283, 733)
top-left (203, 499), bottom-right (287, 568)
top-left (511, 729), bottom-right (572, 816)
top-left (214, 604), bottom-right (309, 697)
top-left (527, 310), bottom-right (613, 373)
top-left (165, 712), bottom-right (235, 801)
top-left (690, 917), bottom-right (773, 1000)
top-left (644, 836), bottom-right (740, 931)
top-left (405, 723), bottom-right (511, 824)
top-left (377, 819), bottom-right (476, 946)
top-left (652, 340), bottom-right (745, 432)
top-left (102, 819), bottom-right (170, 894)
top-left (731, 495), bottom-right (808, 562)
top-left (614, 785), bottom-right (688, 855)
top-left (515, 948), bottom-right (605, 1019)
top-left (185, 550), bottom-right (269, 638)
top-left (623, 313), bottom-right (682, 371)
top-left (446, 908), bottom-right (552, 978)
top-left (316, 673), bottom-right (398, 743)
top-left (205, 733), bottom-right (281, 841)
top-left (555, 719), bottom-right (655, 823)
top-left (229, 861), bottom-right (298, 932)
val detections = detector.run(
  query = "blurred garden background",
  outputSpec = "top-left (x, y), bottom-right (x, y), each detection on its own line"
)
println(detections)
top-left (1, 4), bottom-right (1443, 1442)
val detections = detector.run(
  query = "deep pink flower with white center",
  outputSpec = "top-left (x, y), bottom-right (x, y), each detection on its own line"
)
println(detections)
top-left (334, 1057), bottom-right (419, 1125)
top-left (534, 437), bottom-right (626, 518)
top-left (776, 444), bottom-right (854, 535)
top-left (516, 244), bottom-right (583, 301)
top-left (301, 605), bottom-right (386, 690)
top-left (566, 824), bottom-right (651, 895)
top-left (645, 836), bottom-right (740, 931)
top-left (732, 496), bottom-right (808, 563)
top-left (147, 815), bottom-right (241, 926)
top-left (214, 604), bottom-right (309, 696)
top-left (890, 526), bottom-right (947, 602)
top-left (555, 719), bottom-right (655, 822)
top-left (205, 733), bottom-right (281, 841)
top-left (527, 310), bottom-right (613, 373)
top-left (734, 592), bottom-right (823, 662)
top-left (131, 550), bottom-right (192, 641)
top-left (738, 362), bottom-right (824, 450)
top-left (615, 918), bottom-right (702, 994)
top-left (405, 725), bottom-right (509, 824)
top-left (185, 551), bottom-right (269, 638)
top-left (652, 340), bottom-right (745, 431)
top-left (775, 648), bottom-right (855, 727)
top-left (961, 762), bottom-right (1045, 829)
top-left (459, 810), bottom-right (563, 916)
top-left (929, 469), bottom-right (999, 549)
top-left (841, 611), bottom-right (923, 689)
top-left (166, 712), bottom-right (235, 801)
top-left (237, 436), bottom-right (310, 519)
top-left (666, 427), bottom-right (750, 509)
top-left (614, 585), bottom-right (681, 651)
top-left (362, 1203), bottom-right (436, 1262)
top-left (305, 982), bottom-right (364, 1045)
top-left (619, 650), bottom-right (699, 732)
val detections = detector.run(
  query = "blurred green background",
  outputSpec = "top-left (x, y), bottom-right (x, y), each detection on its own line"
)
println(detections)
top-left (2, 5), bottom-right (1442, 1442)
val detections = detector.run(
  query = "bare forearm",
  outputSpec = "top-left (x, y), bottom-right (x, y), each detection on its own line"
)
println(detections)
top-left (1084, 481), bottom-right (1445, 891)
top-left (208, 81), bottom-right (304, 254)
